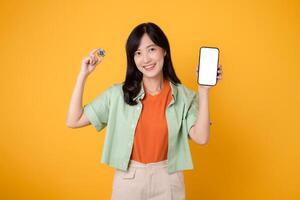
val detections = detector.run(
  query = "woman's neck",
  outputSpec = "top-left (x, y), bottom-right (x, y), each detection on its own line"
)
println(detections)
top-left (142, 75), bottom-right (164, 94)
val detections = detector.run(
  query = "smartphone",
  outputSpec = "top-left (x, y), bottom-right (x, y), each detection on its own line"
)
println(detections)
top-left (197, 47), bottom-right (219, 86)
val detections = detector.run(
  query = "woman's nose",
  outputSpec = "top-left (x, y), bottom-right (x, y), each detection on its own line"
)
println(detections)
top-left (143, 53), bottom-right (151, 63)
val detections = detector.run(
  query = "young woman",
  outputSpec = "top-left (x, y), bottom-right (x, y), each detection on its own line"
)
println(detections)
top-left (66, 22), bottom-right (223, 200)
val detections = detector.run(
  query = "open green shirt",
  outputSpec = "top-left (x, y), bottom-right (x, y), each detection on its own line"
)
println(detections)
top-left (83, 81), bottom-right (199, 174)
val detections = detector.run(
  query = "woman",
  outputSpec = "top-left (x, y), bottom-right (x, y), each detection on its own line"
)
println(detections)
top-left (66, 22), bottom-right (223, 200)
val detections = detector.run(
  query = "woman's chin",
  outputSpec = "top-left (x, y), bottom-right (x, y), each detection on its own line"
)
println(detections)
top-left (142, 71), bottom-right (163, 79)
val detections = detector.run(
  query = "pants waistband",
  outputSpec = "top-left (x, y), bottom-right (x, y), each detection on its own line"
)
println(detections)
top-left (128, 159), bottom-right (168, 169)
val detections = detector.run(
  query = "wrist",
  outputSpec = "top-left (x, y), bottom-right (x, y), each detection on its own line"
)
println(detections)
top-left (198, 87), bottom-right (209, 94)
top-left (78, 71), bottom-right (88, 81)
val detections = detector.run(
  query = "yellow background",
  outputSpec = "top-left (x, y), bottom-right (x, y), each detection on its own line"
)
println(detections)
top-left (1, 0), bottom-right (299, 199)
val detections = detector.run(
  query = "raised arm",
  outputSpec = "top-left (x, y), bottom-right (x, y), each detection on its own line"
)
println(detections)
top-left (66, 48), bottom-right (103, 128)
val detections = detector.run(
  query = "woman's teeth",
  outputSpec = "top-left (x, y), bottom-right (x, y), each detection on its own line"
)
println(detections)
top-left (144, 64), bottom-right (155, 71)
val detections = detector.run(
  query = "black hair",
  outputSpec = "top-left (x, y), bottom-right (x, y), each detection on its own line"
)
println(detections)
top-left (122, 22), bottom-right (181, 105)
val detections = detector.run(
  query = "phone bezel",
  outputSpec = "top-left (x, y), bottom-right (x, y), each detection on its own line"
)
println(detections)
top-left (197, 46), bottom-right (220, 86)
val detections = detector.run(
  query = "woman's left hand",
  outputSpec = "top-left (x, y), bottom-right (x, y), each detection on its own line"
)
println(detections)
top-left (195, 64), bottom-right (223, 92)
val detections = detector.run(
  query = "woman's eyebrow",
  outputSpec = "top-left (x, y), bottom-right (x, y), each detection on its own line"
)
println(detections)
top-left (137, 44), bottom-right (156, 51)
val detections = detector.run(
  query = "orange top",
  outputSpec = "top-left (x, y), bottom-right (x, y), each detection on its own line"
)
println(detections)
top-left (130, 79), bottom-right (172, 163)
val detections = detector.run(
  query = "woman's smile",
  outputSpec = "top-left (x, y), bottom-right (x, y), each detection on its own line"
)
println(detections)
top-left (143, 63), bottom-right (156, 71)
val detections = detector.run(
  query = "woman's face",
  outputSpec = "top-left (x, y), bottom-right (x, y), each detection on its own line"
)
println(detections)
top-left (134, 33), bottom-right (166, 79)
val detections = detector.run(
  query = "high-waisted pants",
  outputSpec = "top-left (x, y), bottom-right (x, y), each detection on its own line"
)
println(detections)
top-left (111, 159), bottom-right (185, 200)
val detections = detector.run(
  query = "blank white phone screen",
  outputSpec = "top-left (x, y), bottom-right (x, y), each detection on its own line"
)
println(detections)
top-left (198, 47), bottom-right (219, 85)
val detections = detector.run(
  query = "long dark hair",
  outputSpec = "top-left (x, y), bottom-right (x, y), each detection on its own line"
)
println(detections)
top-left (122, 22), bottom-right (181, 105)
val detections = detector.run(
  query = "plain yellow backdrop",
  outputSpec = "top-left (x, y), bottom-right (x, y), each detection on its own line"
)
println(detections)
top-left (0, 0), bottom-right (299, 199)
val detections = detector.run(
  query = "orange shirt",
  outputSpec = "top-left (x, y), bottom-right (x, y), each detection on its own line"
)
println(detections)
top-left (130, 79), bottom-right (172, 163)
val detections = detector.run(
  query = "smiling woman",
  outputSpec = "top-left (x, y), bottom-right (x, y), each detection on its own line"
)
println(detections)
top-left (66, 22), bottom-right (223, 200)
top-left (123, 22), bottom-right (181, 105)
top-left (133, 38), bottom-right (166, 95)
top-left (134, 42), bottom-right (165, 73)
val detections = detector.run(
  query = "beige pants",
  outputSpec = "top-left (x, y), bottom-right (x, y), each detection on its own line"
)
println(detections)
top-left (111, 159), bottom-right (185, 200)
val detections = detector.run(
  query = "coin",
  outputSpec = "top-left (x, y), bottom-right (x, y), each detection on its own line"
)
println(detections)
top-left (97, 48), bottom-right (106, 57)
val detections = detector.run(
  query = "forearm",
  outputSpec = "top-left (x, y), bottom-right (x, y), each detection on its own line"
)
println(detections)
top-left (66, 72), bottom-right (87, 125)
top-left (193, 88), bottom-right (211, 143)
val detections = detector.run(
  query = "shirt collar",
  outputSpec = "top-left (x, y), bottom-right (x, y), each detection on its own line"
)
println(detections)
top-left (133, 80), bottom-right (178, 102)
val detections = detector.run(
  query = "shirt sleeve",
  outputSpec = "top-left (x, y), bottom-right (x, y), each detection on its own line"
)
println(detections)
top-left (83, 85), bottom-right (113, 132)
top-left (185, 92), bottom-right (199, 137)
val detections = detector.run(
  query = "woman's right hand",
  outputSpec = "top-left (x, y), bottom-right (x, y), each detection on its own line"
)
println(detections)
top-left (80, 48), bottom-right (104, 76)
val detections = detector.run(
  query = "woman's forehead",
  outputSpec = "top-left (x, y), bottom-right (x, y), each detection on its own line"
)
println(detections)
top-left (137, 34), bottom-right (156, 50)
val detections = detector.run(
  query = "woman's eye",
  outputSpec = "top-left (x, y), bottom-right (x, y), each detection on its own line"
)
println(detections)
top-left (149, 48), bottom-right (156, 51)
top-left (135, 52), bottom-right (141, 56)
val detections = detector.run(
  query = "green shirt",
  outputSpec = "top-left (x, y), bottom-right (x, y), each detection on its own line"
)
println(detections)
top-left (83, 80), bottom-right (199, 174)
